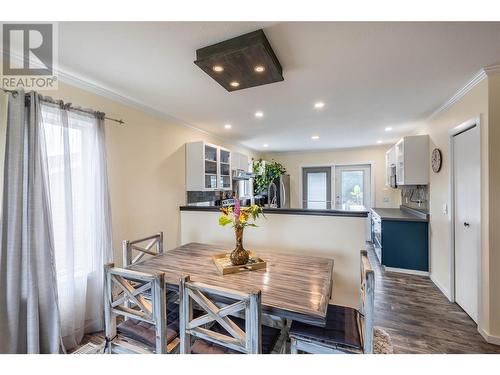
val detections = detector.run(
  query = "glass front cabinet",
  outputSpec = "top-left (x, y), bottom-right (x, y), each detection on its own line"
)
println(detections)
top-left (186, 141), bottom-right (232, 191)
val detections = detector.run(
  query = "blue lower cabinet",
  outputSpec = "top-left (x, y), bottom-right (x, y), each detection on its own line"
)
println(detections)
top-left (381, 220), bottom-right (429, 272)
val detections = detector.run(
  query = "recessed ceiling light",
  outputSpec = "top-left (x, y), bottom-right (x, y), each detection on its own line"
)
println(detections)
top-left (254, 65), bottom-right (265, 73)
top-left (377, 140), bottom-right (383, 144)
top-left (263, 144), bottom-right (269, 148)
top-left (314, 102), bottom-right (325, 109)
top-left (213, 65), bottom-right (224, 72)
top-left (311, 135), bottom-right (320, 140)
top-left (255, 111), bottom-right (264, 118)
top-left (224, 124), bottom-right (232, 129)
top-left (385, 127), bottom-right (393, 131)
top-left (230, 81), bottom-right (240, 87)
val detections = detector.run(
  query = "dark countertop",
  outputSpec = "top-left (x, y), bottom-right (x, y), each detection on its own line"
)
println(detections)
top-left (180, 205), bottom-right (369, 218)
top-left (371, 206), bottom-right (429, 222)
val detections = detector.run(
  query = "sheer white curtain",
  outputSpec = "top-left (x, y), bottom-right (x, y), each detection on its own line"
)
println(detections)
top-left (40, 102), bottom-right (113, 350)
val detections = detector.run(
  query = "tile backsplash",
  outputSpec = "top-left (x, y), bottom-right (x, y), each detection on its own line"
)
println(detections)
top-left (186, 191), bottom-right (231, 204)
top-left (400, 185), bottom-right (429, 211)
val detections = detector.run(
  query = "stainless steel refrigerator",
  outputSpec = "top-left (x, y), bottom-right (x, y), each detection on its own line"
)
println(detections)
top-left (267, 174), bottom-right (291, 208)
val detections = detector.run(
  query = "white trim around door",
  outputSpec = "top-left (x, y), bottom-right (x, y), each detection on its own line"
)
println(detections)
top-left (448, 116), bottom-right (482, 327)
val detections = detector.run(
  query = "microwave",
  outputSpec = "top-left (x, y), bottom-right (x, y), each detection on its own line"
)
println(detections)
top-left (390, 165), bottom-right (397, 188)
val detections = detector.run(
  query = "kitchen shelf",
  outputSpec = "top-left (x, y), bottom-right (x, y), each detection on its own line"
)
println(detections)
top-left (187, 141), bottom-right (232, 191)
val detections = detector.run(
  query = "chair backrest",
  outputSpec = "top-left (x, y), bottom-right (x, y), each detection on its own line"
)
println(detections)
top-left (358, 250), bottom-right (375, 353)
top-left (104, 263), bottom-right (167, 353)
top-left (122, 232), bottom-right (164, 267)
top-left (179, 275), bottom-right (262, 354)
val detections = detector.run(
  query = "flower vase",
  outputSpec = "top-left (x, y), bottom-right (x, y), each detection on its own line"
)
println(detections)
top-left (230, 226), bottom-right (250, 266)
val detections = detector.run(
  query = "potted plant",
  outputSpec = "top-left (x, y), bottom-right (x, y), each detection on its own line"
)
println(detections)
top-left (219, 201), bottom-right (264, 265)
top-left (252, 159), bottom-right (286, 195)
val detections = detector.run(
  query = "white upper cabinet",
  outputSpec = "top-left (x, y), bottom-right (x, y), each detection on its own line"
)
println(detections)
top-left (385, 146), bottom-right (396, 186)
top-left (393, 135), bottom-right (429, 186)
top-left (232, 152), bottom-right (250, 172)
top-left (186, 141), bottom-right (232, 191)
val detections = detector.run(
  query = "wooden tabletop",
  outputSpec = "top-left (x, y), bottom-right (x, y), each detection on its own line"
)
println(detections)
top-left (127, 242), bottom-right (334, 326)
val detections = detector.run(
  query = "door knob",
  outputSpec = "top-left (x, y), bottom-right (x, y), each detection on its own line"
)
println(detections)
top-left (464, 222), bottom-right (470, 227)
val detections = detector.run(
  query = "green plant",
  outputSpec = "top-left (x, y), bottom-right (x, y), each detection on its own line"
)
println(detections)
top-left (252, 159), bottom-right (286, 195)
top-left (350, 185), bottom-right (363, 205)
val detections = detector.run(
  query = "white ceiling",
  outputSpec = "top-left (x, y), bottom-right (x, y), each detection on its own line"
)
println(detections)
top-left (58, 22), bottom-right (500, 152)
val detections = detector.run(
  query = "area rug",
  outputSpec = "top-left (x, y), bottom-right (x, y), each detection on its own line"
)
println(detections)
top-left (373, 327), bottom-right (394, 354)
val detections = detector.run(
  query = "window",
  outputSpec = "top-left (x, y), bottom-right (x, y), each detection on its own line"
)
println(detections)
top-left (40, 102), bottom-right (112, 349)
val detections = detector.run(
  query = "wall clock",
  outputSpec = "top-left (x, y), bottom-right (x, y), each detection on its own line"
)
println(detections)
top-left (431, 148), bottom-right (442, 173)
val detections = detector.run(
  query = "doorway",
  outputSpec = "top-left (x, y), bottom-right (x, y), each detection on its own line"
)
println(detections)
top-left (451, 120), bottom-right (481, 323)
top-left (334, 164), bottom-right (372, 240)
top-left (334, 164), bottom-right (371, 210)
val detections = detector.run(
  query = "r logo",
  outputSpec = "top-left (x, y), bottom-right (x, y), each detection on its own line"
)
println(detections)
top-left (2, 23), bottom-right (53, 76)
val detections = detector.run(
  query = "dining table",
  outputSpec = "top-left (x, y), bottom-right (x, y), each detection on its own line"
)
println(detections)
top-left (126, 242), bottom-right (334, 327)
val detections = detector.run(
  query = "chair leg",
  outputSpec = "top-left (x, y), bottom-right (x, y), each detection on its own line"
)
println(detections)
top-left (290, 337), bottom-right (298, 354)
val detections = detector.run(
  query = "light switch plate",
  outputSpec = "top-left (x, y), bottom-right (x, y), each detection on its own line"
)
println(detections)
top-left (383, 197), bottom-right (389, 203)
top-left (442, 204), bottom-right (448, 215)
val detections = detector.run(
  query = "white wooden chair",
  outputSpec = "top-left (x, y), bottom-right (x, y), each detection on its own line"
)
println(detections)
top-left (122, 232), bottom-right (178, 304)
top-left (104, 263), bottom-right (180, 354)
top-left (179, 275), bottom-right (281, 354)
top-left (122, 232), bottom-right (164, 267)
top-left (289, 250), bottom-right (375, 354)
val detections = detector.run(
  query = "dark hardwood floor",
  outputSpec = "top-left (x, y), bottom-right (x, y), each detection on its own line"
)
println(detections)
top-left (367, 244), bottom-right (500, 354)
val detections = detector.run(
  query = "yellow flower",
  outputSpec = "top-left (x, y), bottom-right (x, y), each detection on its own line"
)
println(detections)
top-left (239, 213), bottom-right (247, 223)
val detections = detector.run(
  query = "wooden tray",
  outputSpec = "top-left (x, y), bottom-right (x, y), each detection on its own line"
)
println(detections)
top-left (212, 252), bottom-right (267, 275)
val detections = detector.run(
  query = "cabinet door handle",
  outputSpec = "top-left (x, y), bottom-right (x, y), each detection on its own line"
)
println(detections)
top-left (464, 222), bottom-right (470, 227)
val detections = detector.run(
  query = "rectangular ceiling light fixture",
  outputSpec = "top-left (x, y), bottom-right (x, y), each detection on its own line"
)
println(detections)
top-left (194, 29), bottom-right (284, 92)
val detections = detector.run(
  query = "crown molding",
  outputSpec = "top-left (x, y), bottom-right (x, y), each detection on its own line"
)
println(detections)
top-left (429, 63), bottom-right (500, 120)
top-left (483, 64), bottom-right (500, 76)
top-left (429, 68), bottom-right (486, 120)
top-left (55, 67), bottom-right (257, 152)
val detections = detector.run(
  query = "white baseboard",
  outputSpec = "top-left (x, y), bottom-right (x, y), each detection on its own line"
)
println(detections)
top-left (384, 266), bottom-right (429, 277)
top-left (478, 327), bottom-right (500, 346)
top-left (429, 274), bottom-right (452, 301)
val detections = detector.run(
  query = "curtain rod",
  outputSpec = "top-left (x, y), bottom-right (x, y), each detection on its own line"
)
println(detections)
top-left (1, 88), bottom-right (125, 125)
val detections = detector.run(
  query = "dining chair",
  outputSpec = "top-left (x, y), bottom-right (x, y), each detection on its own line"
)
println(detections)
top-left (178, 275), bottom-right (281, 354)
top-left (289, 249), bottom-right (375, 354)
top-left (122, 232), bottom-right (164, 267)
top-left (103, 263), bottom-right (180, 354)
top-left (122, 232), bottom-right (178, 304)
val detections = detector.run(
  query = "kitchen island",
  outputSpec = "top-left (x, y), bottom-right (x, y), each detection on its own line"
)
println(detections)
top-left (179, 205), bottom-right (368, 309)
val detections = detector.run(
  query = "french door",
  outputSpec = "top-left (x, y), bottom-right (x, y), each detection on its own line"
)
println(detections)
top-left (302, 167), bottom-right (332, 209)
top-left (334, 164), bottom-right (371, 240)
top-left (334, 165), bottom-right (371, 209)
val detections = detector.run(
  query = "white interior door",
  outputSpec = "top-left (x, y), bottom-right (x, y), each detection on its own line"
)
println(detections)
top-left (453, 125), bottom-right (480, 323)
top-left (335, 164), bottom-right (371, 240)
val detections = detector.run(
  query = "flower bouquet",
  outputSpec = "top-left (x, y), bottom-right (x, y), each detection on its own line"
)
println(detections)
top-left (219, 201), bottom-right (264, 265)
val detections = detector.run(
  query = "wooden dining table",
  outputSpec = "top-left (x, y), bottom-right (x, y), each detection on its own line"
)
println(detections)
top-left (127, 242), bottom-right (334, 326)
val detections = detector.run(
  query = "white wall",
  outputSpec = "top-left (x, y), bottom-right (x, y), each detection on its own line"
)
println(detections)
top-left (181, 210), bottom-right (367, 309)
top-left (263, 145), bottom-right (401, 209)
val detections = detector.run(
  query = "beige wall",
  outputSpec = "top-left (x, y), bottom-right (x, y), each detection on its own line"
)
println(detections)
top-left (263, 146), bottom-right (401, 209)
top-left (41, 82), bottom-right (259, 266)
top-left (414, 76), bottom-right (500, 341)
top-left (0, 91), bottom-right (7, 215)
top-left (486, 74), bottom-right (500, 339)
